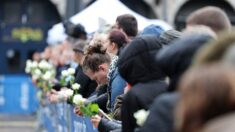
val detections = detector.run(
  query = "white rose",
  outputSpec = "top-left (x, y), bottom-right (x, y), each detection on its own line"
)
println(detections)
top-left (134, 109), bottom-right (149, 126)
top-left (68, 68), bottom-right (75, 75)
top-left (34, 69), bottom-right (42, 76)
top-left (38, 60), bottom-right (48, 69)
top-left (32, 61), bottom-right (38, 68)
top-left (42, 71), bottom-right (52, 80)
top-left (72, 83), bottom-right (80, 90)
top-left (25, 67), bottom-right (31, 73)
top-left (73, 94), bottom-right (86, 105)
top-left (46, 63), bottom-right (53, 70)
top-left (61, 70), bottom-right (69, 77)
top-left (26, 60), bottom-right (33, 69)
top-left (64, 89), bottom-right (74, 97)
top-left (26, 59), bottom-right (32, 64)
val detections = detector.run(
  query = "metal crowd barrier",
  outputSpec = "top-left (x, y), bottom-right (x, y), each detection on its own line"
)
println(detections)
top-left (38, 99), bottom-right (98, 132)
top-left (0, 75), bottom-right (38, 114)
top-left (0, 75), bottom-right (97, 132)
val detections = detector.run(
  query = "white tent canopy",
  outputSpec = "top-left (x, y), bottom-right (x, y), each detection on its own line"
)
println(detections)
top-left (47, 0), bottom-right (172, 45)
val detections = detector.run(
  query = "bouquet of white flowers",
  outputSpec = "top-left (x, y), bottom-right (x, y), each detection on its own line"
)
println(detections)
top-left (61, 83), bottom-right (80, 102)
top-left (25, 59), bottom-right (56, 92)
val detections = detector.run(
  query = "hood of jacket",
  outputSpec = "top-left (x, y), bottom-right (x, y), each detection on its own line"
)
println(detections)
top-left (118, 35), bottom-right (165, 85)
top-left (156, 34), bottom-right (213, 91)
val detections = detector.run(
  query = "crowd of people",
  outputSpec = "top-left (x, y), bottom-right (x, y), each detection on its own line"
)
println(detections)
top-left (30, 6), bottom-right (235, 132)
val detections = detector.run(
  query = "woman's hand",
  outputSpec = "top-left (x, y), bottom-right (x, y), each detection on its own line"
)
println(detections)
top-left (91, 115), bottom-right (101, 128)
top-left (48, 89), bottom-right (59, 103)
top-left (74, 106), bottom-right (83, 116)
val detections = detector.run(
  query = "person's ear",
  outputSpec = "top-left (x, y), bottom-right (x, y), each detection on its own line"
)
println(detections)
top-left (98, 64), bottom-right (106, 71)
top-left (110, 42), bottom-right (116, 50)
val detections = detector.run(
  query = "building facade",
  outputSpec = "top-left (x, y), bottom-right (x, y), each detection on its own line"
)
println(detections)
top-left (51, 0), bottom-right (235, 30)
top-left (151, 0), bottom-right (235, 30)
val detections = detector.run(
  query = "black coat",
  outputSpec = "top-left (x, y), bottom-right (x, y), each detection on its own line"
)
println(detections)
top-left (122, 80), bottom-right (167, 132)
top-left (118, 36), bottom-right (168, 132)
top-left (156, 34), bottom-right (213, 91)
top-left (75, 65), bottom-right (97, 98)
top-left (98, 118), bottom-right (121, 132)
top-left (138, 93), bottom-right (179, 132)
top-left (137, 34), bottom-right (213, 132)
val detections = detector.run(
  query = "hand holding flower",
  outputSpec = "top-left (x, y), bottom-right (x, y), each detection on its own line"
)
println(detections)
top-left (91, 115), bottom-right (101, 128)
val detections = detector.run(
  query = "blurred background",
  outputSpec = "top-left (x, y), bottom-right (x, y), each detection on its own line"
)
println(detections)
top-left (0, 0), bottom-right (235, 131)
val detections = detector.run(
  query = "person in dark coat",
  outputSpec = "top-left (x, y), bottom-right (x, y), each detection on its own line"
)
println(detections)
top-left (72, 41), bottom-right (97, 98)
top-left (118, 35), bottom-right (169, 132)
top-left (49, 40), bottom-right (97, 104)
top-left (137, 34), bottom-right (213, 132)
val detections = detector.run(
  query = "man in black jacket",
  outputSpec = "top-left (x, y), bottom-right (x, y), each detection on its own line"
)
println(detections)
top-left (118, 35), bottom-right (168, 132)
top-left (138, 34), bottom-right (213, 132)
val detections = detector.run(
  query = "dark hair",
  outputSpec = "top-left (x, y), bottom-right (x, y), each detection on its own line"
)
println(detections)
top-left (116, 14), bottom-right (138, 37)
top-left (83, 43), bottom-right (111, 72)
top-left (186, 6), bottom-right (231, 34)
top-left (63, 20), bottom-right (87, 40)
top-left (108, 29), bottom-right (127, 49)
top-left (176, 64), bottom-right (235, 132)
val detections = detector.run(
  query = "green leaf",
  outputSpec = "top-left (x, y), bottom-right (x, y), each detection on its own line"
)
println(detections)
top-left (89, 104), bottom-right (99, 114)
top-left (60, 77), bottom-right (66, 86)
top-left (80, 106), bottom-right (90, 116)
top-left (67, 96), bottom-right (73, 104)
top-left (76, 103), bottom-right (100, 117)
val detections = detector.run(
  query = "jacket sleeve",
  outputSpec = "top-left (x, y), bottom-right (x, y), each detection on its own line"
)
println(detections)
top-left (88, 93), bottom-right (108, 113)
top-left (121, 91), bottom-right (140, 132)
top-left (110, 70), bottom-right (126, 111)
top-left (75, 67), bottom-right (97, 98)
top-left (98, 118), bottom-right (122, 132)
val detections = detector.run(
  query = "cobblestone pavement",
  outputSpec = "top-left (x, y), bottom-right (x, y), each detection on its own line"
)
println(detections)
top-left (0, 114), bottom-right (37, 132)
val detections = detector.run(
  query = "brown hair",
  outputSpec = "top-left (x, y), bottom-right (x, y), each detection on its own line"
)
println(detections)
top-left (186, 6), bottom-right (231, 34)
top-left (176, 64), bottom-right (235, 132)
top-left (116, 14), bottom-right (138, 37)
top-left (108, 29), bottom-right (127, 49)
top-left (82, 43), bottom-right (111, 72)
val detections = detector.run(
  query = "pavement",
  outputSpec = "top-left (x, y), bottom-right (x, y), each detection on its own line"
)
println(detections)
top-left (0, 114), bottom-right (37, 132)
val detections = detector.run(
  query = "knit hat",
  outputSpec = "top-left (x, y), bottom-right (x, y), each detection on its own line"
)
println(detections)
top-left (140, 24), bottom-right (164, 36)
top-left (159, 30), bottom-right (182, 45)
